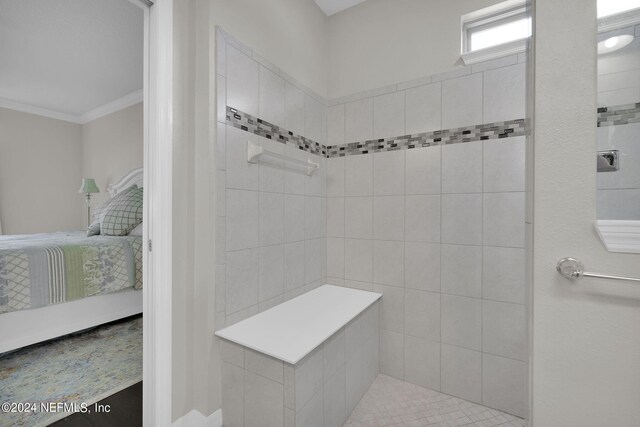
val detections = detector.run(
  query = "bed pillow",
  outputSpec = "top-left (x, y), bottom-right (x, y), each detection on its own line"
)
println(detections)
top-left (100, 186), bottom-right (143, 236)
top-left (129, 222), bottom-right (143, 236)
top-left (86, 197), bottom-right (114, 236)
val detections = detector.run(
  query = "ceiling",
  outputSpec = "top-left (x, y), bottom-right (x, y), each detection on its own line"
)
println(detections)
top-left (314, 0), bottom-right (368, 16)
top-left (0, 0), bottom-right (143, 121)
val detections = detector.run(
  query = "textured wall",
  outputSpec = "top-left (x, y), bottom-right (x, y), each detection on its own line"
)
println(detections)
top-left (531, 0), bottom-right (640, 425)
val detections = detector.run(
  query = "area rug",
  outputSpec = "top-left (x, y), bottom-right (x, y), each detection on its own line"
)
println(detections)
top-left (0, 315), bottom-right (142, 427)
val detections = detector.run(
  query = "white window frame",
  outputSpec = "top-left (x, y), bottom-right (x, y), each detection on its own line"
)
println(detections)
top-left (461, 0), bottom-right (530, 65)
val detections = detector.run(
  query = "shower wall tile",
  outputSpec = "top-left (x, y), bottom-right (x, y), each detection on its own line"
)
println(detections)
top-left (345, 197), bottom-right (373, 239)
top-left (372, 283), bottom-right (404, 333)
top-left (258, 245), bottom-right (284, 303)
top-left (327, 104), bottom-right (345, 145)
top-left (441, 344), bottom-right (482, 404)
top-left (405, 146), bottom-right (441, 195)
top-left (441, 294), bottom-right (482, 351)
top-left (404, 289), bottom-right (440, 341)
top-left (405, 82), bottom-right (442, 134)
top-left (372, 240), bottom-right (405, 287)
top-left (441, 194), bottom-right (483, 245)
top-left (482, 300), bottom-right (527, 361)
top-left (404, 242), bottom-right (440, 293)
top-left (326, 197), bottom-right (345, 237)
top-left (218, 32), bottom-right (327, 329)
top-left (258, 139), bottom-right (284, 193)
top-left (326, 238), bottom-right (345, 279)
top-left (482, 354), bottom-right (527, 418)
top-left (483, 137), bottom-right (526, 192)
top-left (373, 150), bottom-right (405, 196)
top-left (380, 329), bottom-right (404, 379)
top-left (259, 192), bottom-right (284, 246)
top-left (284, 194), bottom-right (305, 243)
top-left (483, 63), bottom-right (526, 124)
top-left (259, 65), bottom-right (285, 128)
top-left (326, 157), bottom-right (345, 197)
top-left (404, 195), bottom-right (441, 243)
top-left (226, 248), bottom-right (259, 314)
top-left (225, 125), bottom-right (260, 191)
top-left (226, 45), bottom-right (259, 117)
top-left (373, 91), bottom-right (406, 139)
top-left (483, 246), bottom-right (526, 304)
top-left (226, 189), bottom-right (259, 251)
top-left (345, 98), bottom-right (374, 142)
top-left (305, 157), bottom-right (326, 197)
top-left (442, 141), bottom-right (483, 194)
top-left (344, 239), bottom-right (373, 283)
top-left (344, 148), bottom-right (373, 196)
top-left (305, 196), bottom-right (325, 240)
top-left (285, 82), bottom-right (305, 137)
top-left (483, 192), bottom-right (526, 248)
top-left (284, 241), bottom-right (305, 293)
top-left (305, 238), bottom-right (325, 284)
top-left (404, 335), bottom-right (440, 391)
top-left (442, 73), bottom-right (483, 129)
top-left (372, 196), bottom-right (404, 241)
top-left (441, 244), bottom-right (482, 299)
top-left (305, 95), bottom-right (324, 143)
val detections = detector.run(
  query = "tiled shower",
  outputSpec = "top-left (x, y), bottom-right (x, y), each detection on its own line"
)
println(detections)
top-left (216, 22), bottom-right (528, 421)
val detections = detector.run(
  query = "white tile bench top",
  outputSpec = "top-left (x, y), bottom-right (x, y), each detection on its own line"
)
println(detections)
top-left (215, 285), bottom-right (381, 364)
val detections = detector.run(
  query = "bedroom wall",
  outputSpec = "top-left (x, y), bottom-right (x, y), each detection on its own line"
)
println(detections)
top-left (82, 102), bottom-right (144, 209)
top-left (327, 0), bottom-right (505, 99)
top-left (0, 107), bottom-right (84, 234)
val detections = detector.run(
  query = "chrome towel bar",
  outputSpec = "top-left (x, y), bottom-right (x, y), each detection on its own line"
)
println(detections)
top-left (556, 257), bottom-right (640, 283)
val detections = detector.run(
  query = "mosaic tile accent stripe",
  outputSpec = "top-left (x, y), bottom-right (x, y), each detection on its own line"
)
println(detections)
top-left (226, 106), bottom-right (326, 156)
top-left (228, 105), bottom-right (528, 159)
top-left (598, 102), bottom-right (640, 127)
top-left (326, 119), bottom-right (528, 158)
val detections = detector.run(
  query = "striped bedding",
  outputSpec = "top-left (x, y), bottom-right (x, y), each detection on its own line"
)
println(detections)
top-left (0, 232), bottom-right (142, 314)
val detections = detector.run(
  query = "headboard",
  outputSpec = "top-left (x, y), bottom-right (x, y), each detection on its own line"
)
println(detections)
top-left (107, 167), bottom-right (143, 197)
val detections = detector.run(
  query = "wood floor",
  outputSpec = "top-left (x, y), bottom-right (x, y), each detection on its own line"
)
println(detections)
top-left (50, 382), bottom-right (142, 427)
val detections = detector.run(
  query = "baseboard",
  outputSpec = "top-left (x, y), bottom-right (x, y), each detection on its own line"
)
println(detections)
top-left (172, 408), bottom-right (222, 427)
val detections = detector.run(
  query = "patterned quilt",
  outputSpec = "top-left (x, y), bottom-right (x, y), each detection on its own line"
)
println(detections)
top-left (0, 232), bottom-right (142, 314)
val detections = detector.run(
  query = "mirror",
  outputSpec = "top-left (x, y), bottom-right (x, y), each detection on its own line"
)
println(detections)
top-left (595, 5), bottom-right (640, 253)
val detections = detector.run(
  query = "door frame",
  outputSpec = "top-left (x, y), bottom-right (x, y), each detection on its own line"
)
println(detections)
top-left (129, 0), bottom-right (174, 425)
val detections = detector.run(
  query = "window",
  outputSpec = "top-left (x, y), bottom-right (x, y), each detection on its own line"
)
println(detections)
top-left (461, 0), bottom-right (640, 65)
top-left (598, 0), bottom-right (640, 19)
top-left (461, 0), bottom-right (530, 64)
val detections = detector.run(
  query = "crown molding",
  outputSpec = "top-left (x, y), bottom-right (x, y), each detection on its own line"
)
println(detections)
top-left (0, 89), bottom-right (143, 125)
top-left (0, 98), bottom-right (83, 123)
top-left (80, 89), bottom-right (143, 123)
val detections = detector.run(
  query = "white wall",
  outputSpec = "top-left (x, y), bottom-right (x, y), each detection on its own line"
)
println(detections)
top-left (0, 107), bottom-right (84, 234)
top-left (82, 102), bottom-right (144, 208)
top-left (211, 0), bottom-right (328, 98)
top-left (531, 0), bottom-right (640, 425)
top-left (327, 0), bottom-right (504, 99)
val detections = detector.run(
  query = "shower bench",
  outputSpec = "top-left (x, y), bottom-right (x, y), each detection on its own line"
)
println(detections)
top-left (215, 285), bottom-right (381, 427)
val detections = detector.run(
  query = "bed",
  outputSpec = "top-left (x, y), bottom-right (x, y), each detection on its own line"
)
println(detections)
top-left (0, 168), bottom-right (144, 354)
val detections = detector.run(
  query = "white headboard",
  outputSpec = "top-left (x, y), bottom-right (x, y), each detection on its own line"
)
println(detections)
top-left (107, 167), bottom-right (143, 197)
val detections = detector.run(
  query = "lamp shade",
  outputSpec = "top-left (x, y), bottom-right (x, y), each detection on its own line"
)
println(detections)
top-left (79, 178), bottom-right (100, 194)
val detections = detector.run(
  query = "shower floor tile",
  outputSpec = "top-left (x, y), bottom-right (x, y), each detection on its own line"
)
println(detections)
top-left (344, 374), bottom-right (526, 427)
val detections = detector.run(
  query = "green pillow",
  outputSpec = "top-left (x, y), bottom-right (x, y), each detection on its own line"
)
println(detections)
top-left (100, 186), bottom-right (143, 236)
